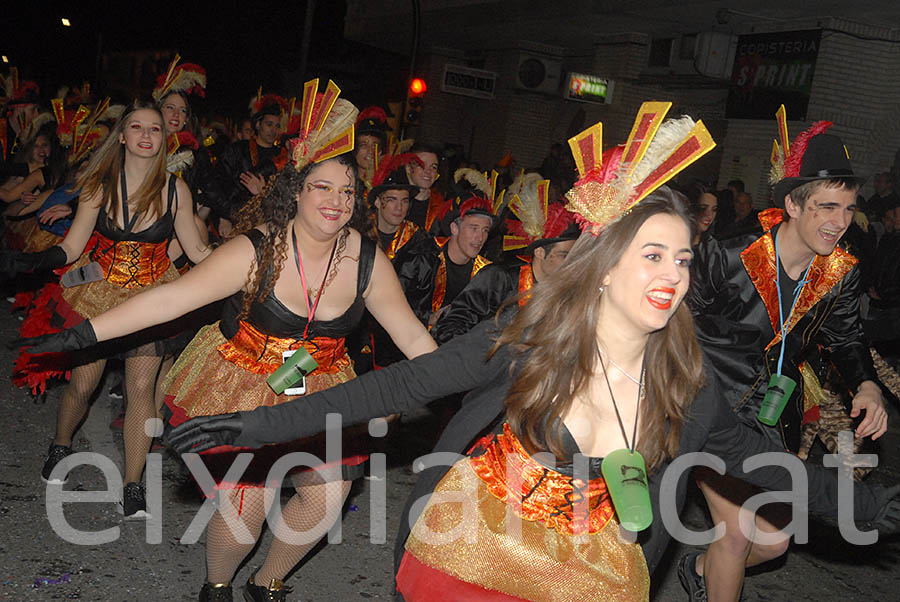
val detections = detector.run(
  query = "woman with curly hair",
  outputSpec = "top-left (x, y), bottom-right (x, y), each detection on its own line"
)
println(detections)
top-left (4, 100), bottom-right (211, 516)
top-left (21, 84), bottom-right (436, 602)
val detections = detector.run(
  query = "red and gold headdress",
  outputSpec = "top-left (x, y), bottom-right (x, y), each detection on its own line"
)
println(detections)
top-left (565, 101), bottom-right (715, 235)
top-left (52, 97), bottom-right (111, 165)
top-left (504, 173), bottom-right (575, 251)
top-left (248, 88), bottom-right (288, 121)
top-left (153, 55), bottom-right (207, 101)
top-left (434, 169), bottom-right (506, 226)
top-left (1, 68), bottom-right (40, 110)
top-left (287, 79), bottom-right (357, 170)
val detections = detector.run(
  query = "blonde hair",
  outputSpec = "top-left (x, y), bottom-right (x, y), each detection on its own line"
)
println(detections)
top-left (75, 100), bottom-right (168, 222)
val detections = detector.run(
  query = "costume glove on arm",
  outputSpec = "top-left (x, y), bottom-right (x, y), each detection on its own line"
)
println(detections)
top-left (164, 413), bottom-right (244, 454)
top-left (0, 245), bottom-right (67, 275)
top-left (14, 320), bottom-right (97, 354)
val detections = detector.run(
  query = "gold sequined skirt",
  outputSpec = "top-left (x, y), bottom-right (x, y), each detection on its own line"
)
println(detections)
top-left (399, 428), bottom-right (650, 601)
top-left (163, 322), bottom-right (365, 485)
top-left (60, 252), bottom-right (179, 321)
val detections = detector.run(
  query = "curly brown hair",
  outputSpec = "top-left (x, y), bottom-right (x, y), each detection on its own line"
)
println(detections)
top-left (231, 153), bottom-right (365, 320)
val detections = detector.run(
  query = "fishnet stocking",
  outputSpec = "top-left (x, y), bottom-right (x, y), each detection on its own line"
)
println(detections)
top-left (122, 355), bottom-right (163, 484)
top-left (206, 487), bottom-right (273, 584)
top-left (255, 476), bottom-right (352, 584)
top-left (53, 359), bottom-right (107, 445)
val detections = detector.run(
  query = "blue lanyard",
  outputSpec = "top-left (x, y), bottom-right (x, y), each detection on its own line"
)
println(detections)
top-left (774, 229), bottom-right (813, 375)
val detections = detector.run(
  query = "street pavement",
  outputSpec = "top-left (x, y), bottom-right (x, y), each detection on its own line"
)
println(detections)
top-left (1, 301), bottom-right (899, 601)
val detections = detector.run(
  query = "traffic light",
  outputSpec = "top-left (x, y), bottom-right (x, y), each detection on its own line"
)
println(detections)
top-left (404, 78), bottom-right (427, 126)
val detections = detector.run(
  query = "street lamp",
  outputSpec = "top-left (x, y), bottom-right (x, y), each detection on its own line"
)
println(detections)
top-left (61, 18), bottom-right (71, 27)
top-left (1, 56), bottom-right (8, 64)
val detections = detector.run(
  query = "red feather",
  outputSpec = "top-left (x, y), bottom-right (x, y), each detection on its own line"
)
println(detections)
top-left (459, 196), bottom-right (493, 218)
top-left (505, 217), bottom-right (528, 240)
top-left (252, 94), bottom-right (287, 114)
top-left (371, 153), bottom-right (422, 188)
top-left (356, 106), bottom-right (388, 125)
top-left (13, 80), bottom-right (39, 100)
top-left (544, 203), bottom-right (575, 239)
top-left (782, 121), bottom-right (833, 178)
top-left (175, 130), bottom-right (200, 150)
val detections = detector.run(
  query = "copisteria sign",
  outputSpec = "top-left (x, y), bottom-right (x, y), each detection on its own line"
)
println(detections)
top-left (726, 29), bottom-right (822, 120)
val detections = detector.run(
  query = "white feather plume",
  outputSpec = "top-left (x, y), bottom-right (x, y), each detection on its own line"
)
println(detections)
top-left (613, 115), bottom-right (696, 202)
top-left (454, 168), bottom-right (491, 197)
top-left (509, 175), bottom-right (547, 239)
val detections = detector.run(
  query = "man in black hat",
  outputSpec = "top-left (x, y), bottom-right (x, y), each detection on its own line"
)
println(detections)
top-left (206, 95), bottom-right (287, 227)
top-left (395, 196), bottom-right (493, 330)
top-left (365, 157), bottom-right (428, 368)
top-left (355, 106), bottom-right (389, 186)
top-left (432, 209), bottom-right (577, 344)
top-left (680, 123), bottom-right (887, 601)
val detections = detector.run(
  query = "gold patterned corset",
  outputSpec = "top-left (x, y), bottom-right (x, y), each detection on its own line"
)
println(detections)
top-left (403, 423), bottom-right (650, 601)
top-left (471, 423), bottom-right (615, 535)
top-left (216, 319), bottom-right (349, 376)
top-left (91, 233), bottom-right (172, 288)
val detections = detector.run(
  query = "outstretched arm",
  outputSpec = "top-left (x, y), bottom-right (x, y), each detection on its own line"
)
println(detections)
top-left (89, 233), bottom-right (254, 342)
top-left (0, 168), bottom-right (44, 203)
top-left (167, 314), bottom-right (512, 451)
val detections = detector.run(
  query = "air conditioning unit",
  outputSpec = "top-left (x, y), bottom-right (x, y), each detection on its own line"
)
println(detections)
top-left (694, 31), bottom-right (736, 78)
top-left (515, 51), bottom-right (563, 95)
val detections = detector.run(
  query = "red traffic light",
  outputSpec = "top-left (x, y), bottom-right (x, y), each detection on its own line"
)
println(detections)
top-left (409, 78), bottom-right (427, 96)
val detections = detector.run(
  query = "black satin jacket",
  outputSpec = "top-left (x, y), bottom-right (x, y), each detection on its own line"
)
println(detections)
top-left (689, 221), bottom-right (877, 452)
top-left (209, 140), bottom-right (284, 220)
top-left (431, 262), bottom-right (522, 344)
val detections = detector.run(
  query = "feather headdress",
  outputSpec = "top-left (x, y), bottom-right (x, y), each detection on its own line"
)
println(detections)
top-left (52, 97), bottom-right (111, 165)
top-left (565, 101), bottom-right (716, 235)
top-left (504, 174), bottom-right (576, 251)
top-left (153, 55), bottom-right (207, 101)
top-left (2, 68), bottom-right (40, 108)
top-left (768, 104), bottom-right (834, 185)
top-left (371, 152), bottom-right (422, 190)
top-left (249, 89), bottom-right (288, 119)
top-left (287, 79), bottom-right (357, 170)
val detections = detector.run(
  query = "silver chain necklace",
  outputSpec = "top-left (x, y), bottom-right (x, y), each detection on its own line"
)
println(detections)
top-left (597, 346), bottom-right (643, 387)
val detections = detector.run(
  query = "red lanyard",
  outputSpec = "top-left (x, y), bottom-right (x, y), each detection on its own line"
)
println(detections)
top-left (292, 227), bottom-right (337, 341)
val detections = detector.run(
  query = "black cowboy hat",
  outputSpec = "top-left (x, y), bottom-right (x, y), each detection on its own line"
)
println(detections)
top-left (773, 133), bottom-right (866, 206)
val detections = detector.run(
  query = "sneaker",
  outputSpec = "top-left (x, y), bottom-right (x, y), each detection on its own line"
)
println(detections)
top-left (677, 552), bottom-right (708, 601)
top-left (41, 444), bottom-right (73, 484)
top-left (109, 382), bottom-right (124, 399)
top-left (199, 582), bottom-right (234, 602)
top-left (243, 572), bottom-right (292, 602)
top-left (120, 482), bottom-right (149, 520)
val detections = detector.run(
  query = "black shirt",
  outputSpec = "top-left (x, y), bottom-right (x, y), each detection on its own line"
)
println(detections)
top-left (443, 246), bottom-right (474, 307)
top-left (406, 196), bottom-right (430, 230)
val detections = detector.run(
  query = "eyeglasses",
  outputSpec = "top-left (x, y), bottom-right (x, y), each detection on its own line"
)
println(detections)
top-left (306, 182), bottom-right (355, 204)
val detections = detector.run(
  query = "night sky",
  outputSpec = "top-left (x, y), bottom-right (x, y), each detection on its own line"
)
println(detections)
top-left (4, 2), bottom-right (407, 117)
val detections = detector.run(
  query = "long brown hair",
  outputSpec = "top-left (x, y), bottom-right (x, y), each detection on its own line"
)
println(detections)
top-left (231, 153), bottom-right (365, 320)
top-left (75, 100), bottom-right (168, 223)
top-left (495, 187), bottom-right (705, 471)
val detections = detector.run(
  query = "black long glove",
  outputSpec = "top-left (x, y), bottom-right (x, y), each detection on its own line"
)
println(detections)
top-left (0, 245), bottom-right (67, 276)
top-left (164, 412), bottom-right (244, 454)
top-left (14, 320), bottom-right (97, 354)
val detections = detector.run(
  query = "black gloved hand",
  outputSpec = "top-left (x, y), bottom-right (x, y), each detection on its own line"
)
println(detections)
top-left (12, 320), bottom-right (97, 354)
top-left (164, 412), bottom-right (244, 454)
top-left (0, 245), bottom-right (67, 276)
